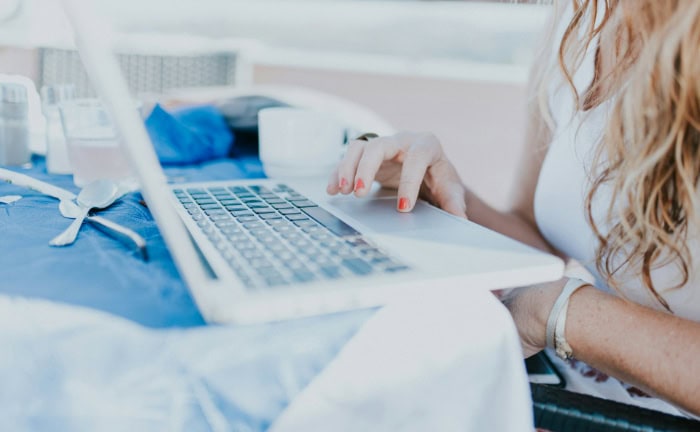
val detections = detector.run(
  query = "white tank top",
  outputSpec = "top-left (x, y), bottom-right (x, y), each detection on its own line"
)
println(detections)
top-left (532, 6), bottom-right (700, 321)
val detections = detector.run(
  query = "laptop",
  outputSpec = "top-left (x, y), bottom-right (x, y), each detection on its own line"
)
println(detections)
top-left (61, 0), bottom-right (564, 324)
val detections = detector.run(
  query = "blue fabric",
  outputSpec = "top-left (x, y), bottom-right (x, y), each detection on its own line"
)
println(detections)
top-left (145, 104), bottom-right (234, 165)
top-left (0, 156), bottom-right (373, 430)
top-left (0, 156), bottom-right (265, 327)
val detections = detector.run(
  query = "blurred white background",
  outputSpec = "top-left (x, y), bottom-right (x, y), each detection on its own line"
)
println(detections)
top-left (0, 0), bottom-right (550, 209)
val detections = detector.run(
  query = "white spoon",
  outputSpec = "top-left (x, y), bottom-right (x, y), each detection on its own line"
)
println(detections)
top-left (58, 199), bottom-right (148, 260)
top-left (49, 179), bottom-right (121, 247)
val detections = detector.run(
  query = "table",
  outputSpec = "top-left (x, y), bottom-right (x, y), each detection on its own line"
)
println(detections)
top-left (0, 157), bottom-right (533, 431)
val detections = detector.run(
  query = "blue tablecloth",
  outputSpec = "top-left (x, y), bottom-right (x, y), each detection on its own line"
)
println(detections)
top-left (0, 156), bottom-right (373, 430)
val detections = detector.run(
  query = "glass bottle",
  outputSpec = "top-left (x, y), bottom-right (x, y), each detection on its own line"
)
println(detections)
top-left (41, 84), bottom-right (76, 174)
top-left (0, 83), bottom-right (31, 166)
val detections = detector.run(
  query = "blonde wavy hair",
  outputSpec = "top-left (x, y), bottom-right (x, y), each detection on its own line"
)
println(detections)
top-left (534, 0), bottom-right (700, 311)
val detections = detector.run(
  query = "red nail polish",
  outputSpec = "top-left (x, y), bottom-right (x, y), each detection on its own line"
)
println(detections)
top-left (355, 179), bottom-right (365, 191)
top-left (398, 197), bottom-right (409, 211)
top-left (339, 178), bottom-right (348, 188)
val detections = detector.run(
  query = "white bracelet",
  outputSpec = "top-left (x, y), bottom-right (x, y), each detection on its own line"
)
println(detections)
top-left (545, 278), bottom-right (589, 360)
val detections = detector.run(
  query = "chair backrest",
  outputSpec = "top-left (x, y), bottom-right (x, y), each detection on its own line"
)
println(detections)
top-left (38, 47), bottom-right (238, 97)
top-left (531, 383), bottom-right (700, 432)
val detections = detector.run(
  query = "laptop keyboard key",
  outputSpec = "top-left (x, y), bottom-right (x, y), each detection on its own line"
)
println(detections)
top-left (265, 243), bottom-right (287, 253)
top-left (195, 199), bottom-right (216, 206)
top-left (385, 265), bottom-right (410, 273)
top-left (231, 210), bottom-right (254, 217)
top-left (248, 258), bottom-right (271, 268)
top-left (320, 265), bottom-right (342, 279)
top-left (301, 207), bottom-right (360, 237)
top-left (292, 271), bottom-right (316, 283)
top-left (266, 219), bottom-right (288, 226)
top-left (370, 256), bottom-right (391, 265)
top-left (278, 208), bottom-right (301, 215)
top-left (248, 185), bottom-right (270, 193)
top-left (287, 195), bottom-right (308, 202)
top-left (219, 199), bottom-right (239, 205)
top-left (242, 222), bottom-right (265, 230)
top-left (204, 209), bottom-right (228, 216)
top-left (264, 198), bottom-right (285, 204)
top-left (272, 203), bottom-right (294, 210)
top-left (252, 207), bottom-right (276, 214)
top-left (293, 220), bottom-right (317, 228)
top-left (286, 213), bottom-right (309, 221)
top-left (341, 258), bottom-right (373, 276)
top-left (285, 259), bottom-right (306, 270)
top-left (264, 277), bottom-right (288, 287)
top-left (291, 200), bottom-right (317, 208)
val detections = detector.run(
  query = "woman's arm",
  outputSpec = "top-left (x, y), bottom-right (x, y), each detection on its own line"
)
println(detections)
top-left (566, 285), bottom-right (700, 415)
top-left (463, 189), bottom-right (556, 256)
top-left (509, 279), bottom-right (700, 416)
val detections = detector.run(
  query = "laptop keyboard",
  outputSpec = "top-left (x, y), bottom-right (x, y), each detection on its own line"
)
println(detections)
top-left (173, 184), bottom-right (410, 289)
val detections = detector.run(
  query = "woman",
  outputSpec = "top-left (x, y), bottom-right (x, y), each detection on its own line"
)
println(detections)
top-left (326, 0), bottom-right (700, 417)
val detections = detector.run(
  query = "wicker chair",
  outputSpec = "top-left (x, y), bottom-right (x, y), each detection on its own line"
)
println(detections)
top-left (37, 47), bottom-right (239, 97)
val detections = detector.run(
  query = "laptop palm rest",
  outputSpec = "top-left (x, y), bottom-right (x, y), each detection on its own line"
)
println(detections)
top-left (327, 196), bottom-right (550, 275)
top-left (326, 197), bottom-right (446, 234)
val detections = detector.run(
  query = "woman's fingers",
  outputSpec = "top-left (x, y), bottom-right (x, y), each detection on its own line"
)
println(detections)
top-left (430, 161), bottom-right (468, 218)
top-left (437, 183), bottom-right (468, 218)
top-left (334, 139), bottom-right (367, 194)
top-left (326, 165), bottom-right (341, 195)
top-left (396, 138), bottom-right (440, 212)
top-left (396, 158), bottom-right (430, 212)
top-left (353, 136), bottom-right (401, 197)
top-left (327, 131), bottom-right (465, 217)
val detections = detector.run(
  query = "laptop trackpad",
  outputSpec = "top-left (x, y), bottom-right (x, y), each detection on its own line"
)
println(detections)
top-left (327, 197), bottom-right (452, 233)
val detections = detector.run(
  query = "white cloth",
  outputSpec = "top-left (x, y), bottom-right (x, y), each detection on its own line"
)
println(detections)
top-left (271, 287), bottom-right (533, 432)
top-left (533, 2), bottom-right (699, 416)
top-left (0, 294), bottom-right (373, 431)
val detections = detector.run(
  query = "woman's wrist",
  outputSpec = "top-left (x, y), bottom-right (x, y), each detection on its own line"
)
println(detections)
top-left (533, 279), bottom-right (568, 339)
top-left (562, 284), bottom-right (606, 361)
top-left (545, 278), bottom-right (592, 359)
top-left (500, 279), bottom-right (567, 357)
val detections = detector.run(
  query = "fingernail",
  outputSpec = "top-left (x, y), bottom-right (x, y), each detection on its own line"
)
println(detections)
top-left (339, 178), bottom-right (348, 188)
top-left (398, 197), bottom-right (409, 211)
top-left (354, 179), bottom-right (365, 191)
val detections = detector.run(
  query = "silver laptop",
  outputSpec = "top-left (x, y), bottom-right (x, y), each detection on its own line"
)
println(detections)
top-left (62, 0), bottom-right (563, 324)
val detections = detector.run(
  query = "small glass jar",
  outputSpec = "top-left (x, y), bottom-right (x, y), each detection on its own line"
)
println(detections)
top-left (0, 83), bottom-right (31, 167)
top-left (41, 84), bottom-right (76, 174)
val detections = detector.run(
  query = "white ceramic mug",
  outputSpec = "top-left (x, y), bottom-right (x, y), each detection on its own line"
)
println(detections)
top-left (258, 107), bottom-right (346, 178)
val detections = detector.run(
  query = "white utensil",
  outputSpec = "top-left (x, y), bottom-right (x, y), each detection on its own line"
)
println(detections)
top-left (58, 199), bottom-right (148, 260)
top-left (0, 167), bottom-right (75, 201)
top-left (0, 195), bottom-right (21, 204)
top-left (49, 179), bottom-right (120, 247)
top-left (0, 167), bottom-right (147, 258)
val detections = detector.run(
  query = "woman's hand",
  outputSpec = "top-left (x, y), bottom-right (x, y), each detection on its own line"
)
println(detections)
top-left (499, 279), bottom-right (565, 358)
top-left (326, 132), bottom-right (468, 217)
